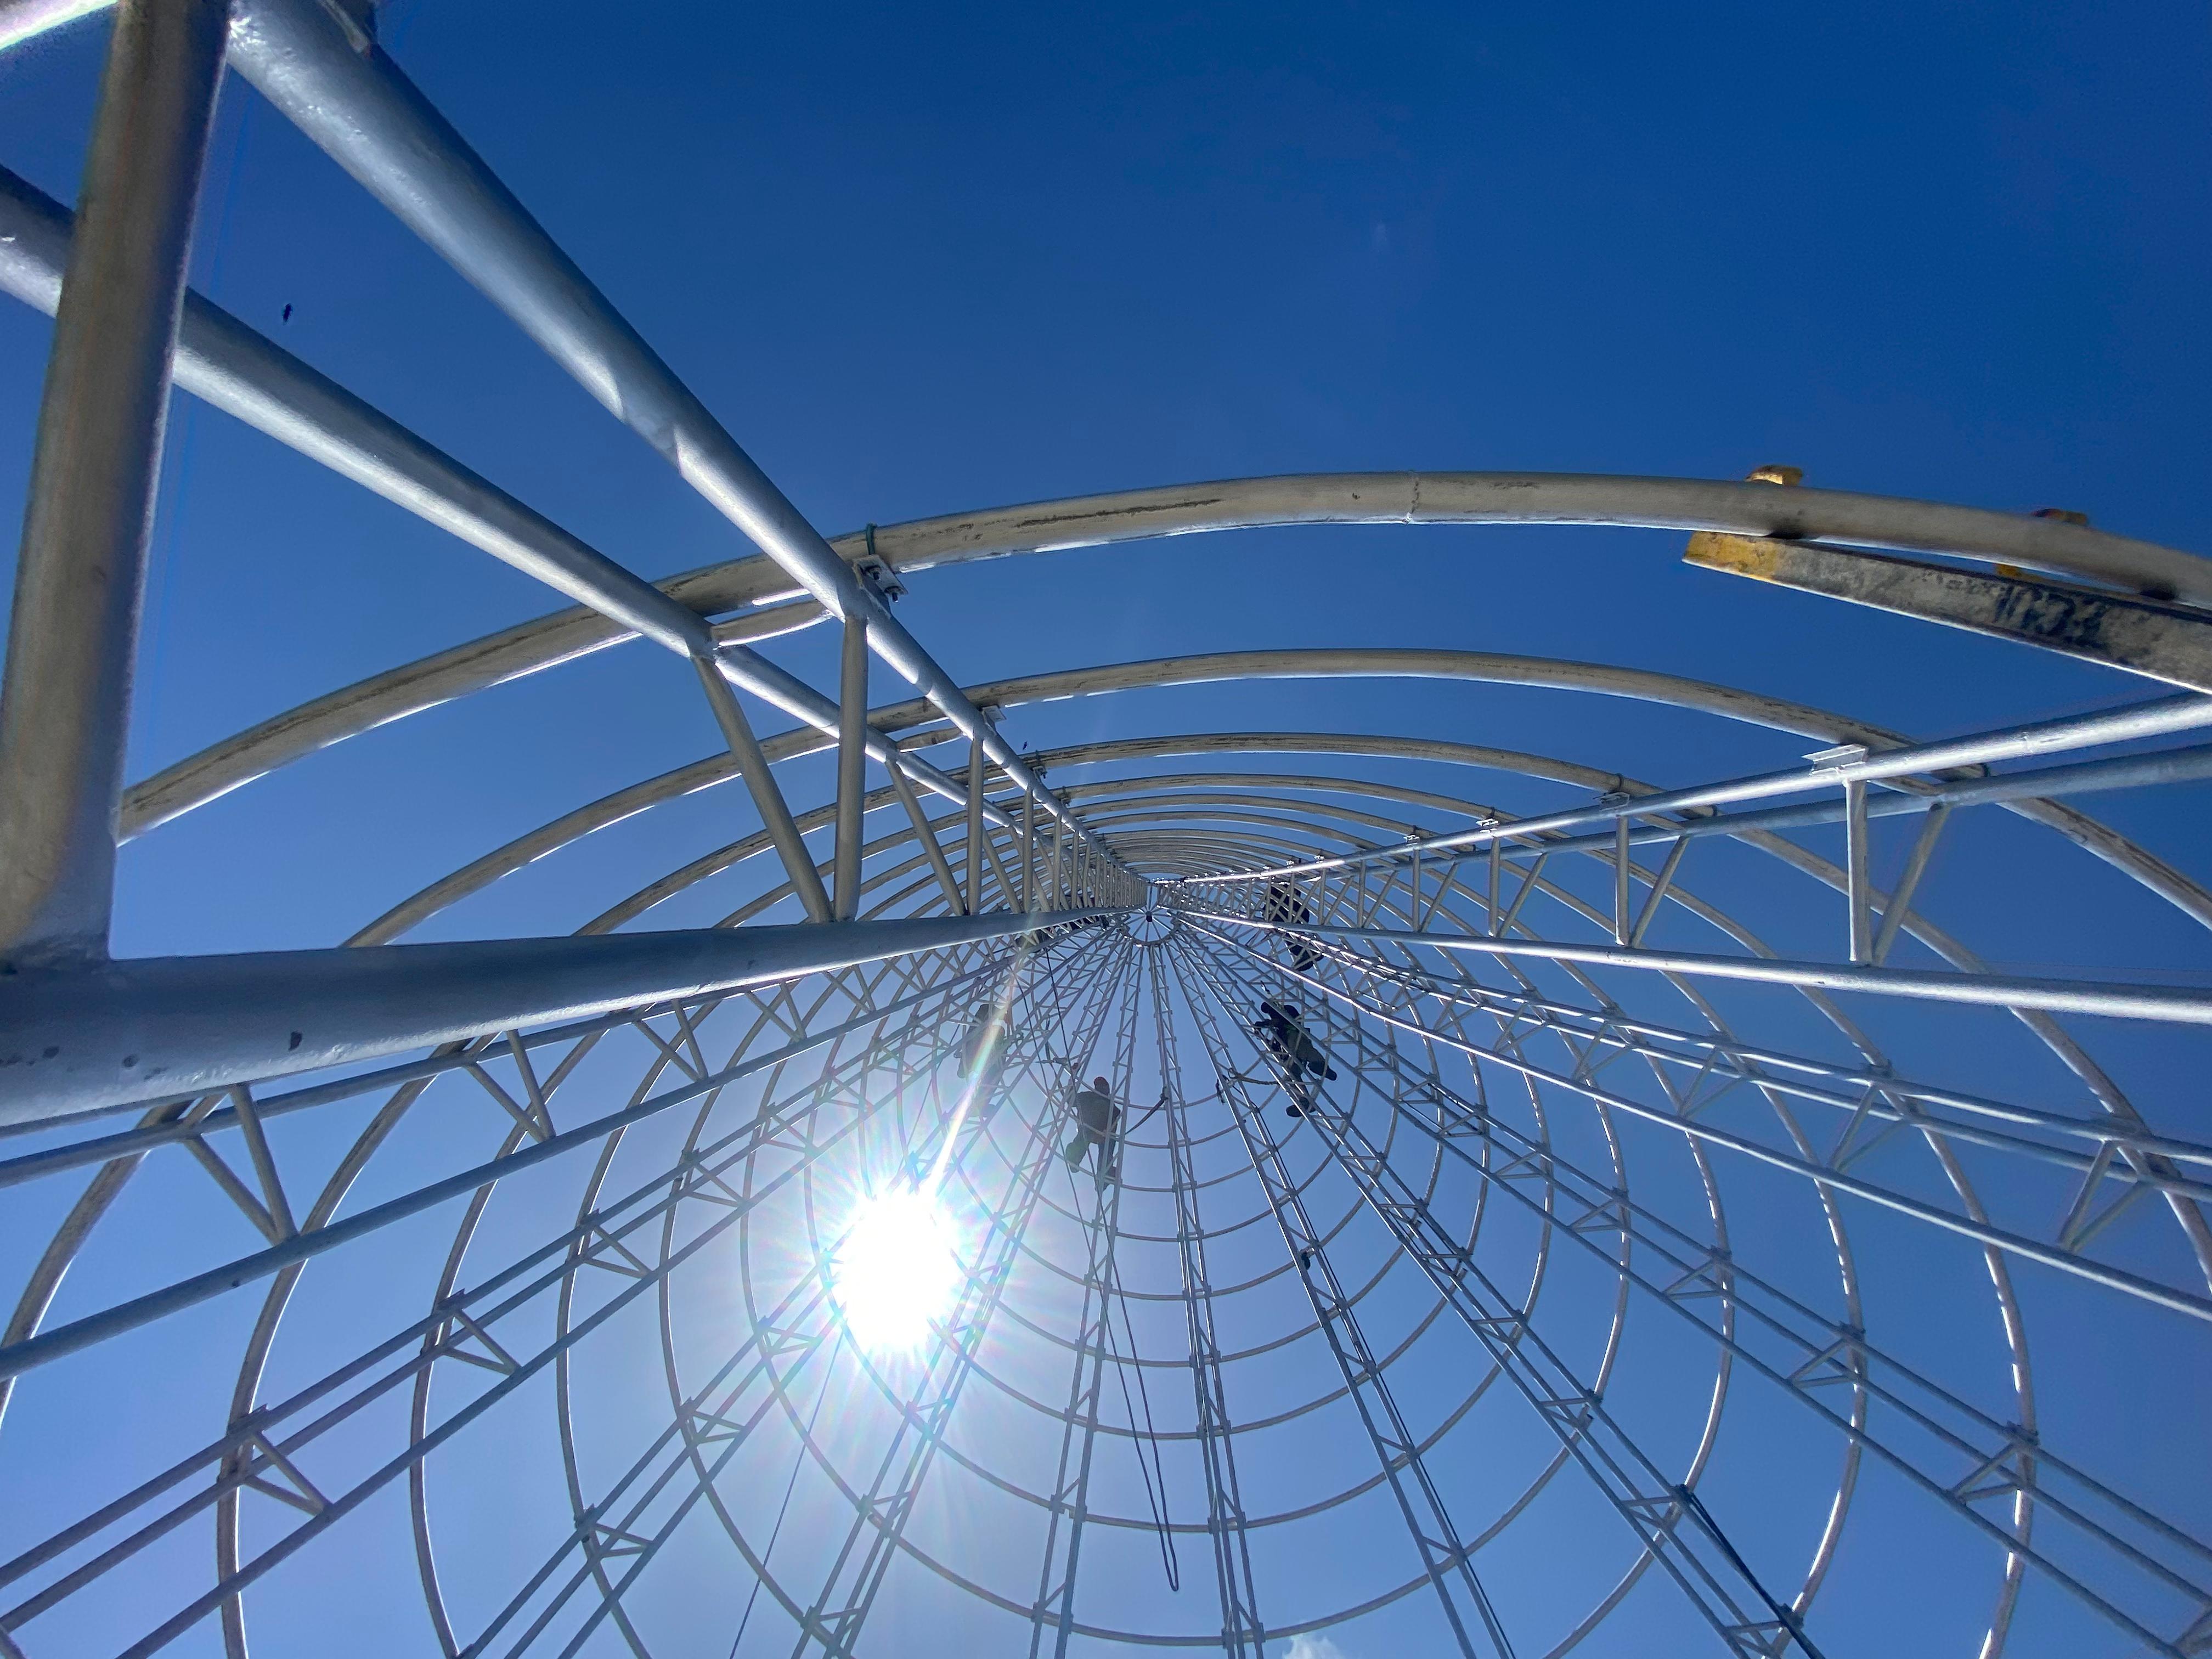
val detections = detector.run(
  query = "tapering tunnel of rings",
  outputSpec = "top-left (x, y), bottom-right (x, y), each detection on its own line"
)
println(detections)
top-left (1, 4), bottom-right (2208, 1656)
top-left (7, 566), bottom-right (2212, 1659)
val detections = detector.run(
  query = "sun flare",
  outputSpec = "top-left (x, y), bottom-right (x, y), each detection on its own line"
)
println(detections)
top-left (833, 1187), bottom-right (960, 1353)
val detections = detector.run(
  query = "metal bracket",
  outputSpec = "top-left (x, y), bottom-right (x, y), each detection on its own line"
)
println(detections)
top-left (1803, 743), bottom-right (1869, 771)
top-left (856, 524), bottom-right (907, 602)
top-left (1690, 531), bottom-right (2212, 693)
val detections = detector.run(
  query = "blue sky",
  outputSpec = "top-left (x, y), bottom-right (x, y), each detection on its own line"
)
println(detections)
top-left (0, 2), bottom-right (2208, 1656)
top-left (2, 0), bottom-right (2209, 961)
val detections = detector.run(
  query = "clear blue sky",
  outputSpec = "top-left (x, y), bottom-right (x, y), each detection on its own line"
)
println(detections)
top-left (2, 0), bottom-right (2208, 961)
top-left (0, 3), bottom-right (2207, 1656)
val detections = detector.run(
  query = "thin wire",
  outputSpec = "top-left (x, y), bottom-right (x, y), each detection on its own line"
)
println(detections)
top-left (1059, 1159), bottom-right (1181, 1594)
top-left (1110, 961), bottom-right (1183, 1587)
top-left (1102, 1245), bottom-right (1180, 1591)
top-left (727, 1327), bottom-right (848, 1659)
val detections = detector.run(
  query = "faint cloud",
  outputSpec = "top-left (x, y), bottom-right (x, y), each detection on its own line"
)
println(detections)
top-left (1285, 1638), bottom-right (1353, 1659)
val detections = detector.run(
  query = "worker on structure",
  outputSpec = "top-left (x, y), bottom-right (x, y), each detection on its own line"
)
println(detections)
top-left (957, 1001), bottom-right (1011, 1126)
top-left (1063, 1072), bottom-right (1122, 1182)
top-left (1263, 880), bottom-right (1319, 972)
top-left (1252, 1000), bottom-right (1337, 1116)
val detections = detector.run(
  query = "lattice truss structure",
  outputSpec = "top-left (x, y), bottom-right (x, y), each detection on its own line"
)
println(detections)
top-left (2, 4), bottom-right (2210, 1658)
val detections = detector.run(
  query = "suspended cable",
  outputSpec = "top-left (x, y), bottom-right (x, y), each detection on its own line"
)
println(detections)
top-left (1049, 953), bottom-right (1182, 1594)
top-left (726, 1327), bottom-right (848, 1659)
top-left (1054, 1144), bottom-right (1180, 1594)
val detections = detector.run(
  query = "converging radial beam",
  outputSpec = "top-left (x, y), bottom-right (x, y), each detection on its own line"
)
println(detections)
top-left (0, 911), bottom-right (1118, 1127)
top-left (1218, 915), bottom-right (2212, 1027)
top-left (219, 0), bottom-right (1108, 872)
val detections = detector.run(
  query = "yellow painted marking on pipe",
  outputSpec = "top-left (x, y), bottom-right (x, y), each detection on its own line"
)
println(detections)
top-left (1684, 530), bottom-right (1785, 580)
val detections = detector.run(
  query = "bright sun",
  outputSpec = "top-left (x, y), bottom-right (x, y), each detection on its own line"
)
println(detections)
top-left (833, 1187), bottom-right (960, 1353)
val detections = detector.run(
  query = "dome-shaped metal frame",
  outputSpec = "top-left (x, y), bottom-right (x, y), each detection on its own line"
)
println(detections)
top-left (1, 6), bottom-right (2208, 1658)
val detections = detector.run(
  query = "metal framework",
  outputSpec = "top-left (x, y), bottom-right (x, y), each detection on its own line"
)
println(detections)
top-left (2, 5), bottom-right (2209, 1657)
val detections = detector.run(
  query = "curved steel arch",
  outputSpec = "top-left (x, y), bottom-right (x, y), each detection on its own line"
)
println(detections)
top-left (115, 471), bottom-right (2212, 840)
top-left (2, 13), bottom-right (2209, 1659)
top-left (8, 571), bottom-right (2203, 1659)
top-left (298, 649), bottom-right (2211, 957)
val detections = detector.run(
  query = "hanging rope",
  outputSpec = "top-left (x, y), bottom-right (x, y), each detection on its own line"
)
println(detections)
top-left (1102, 1245), bottom-right (1180, 1592)
top-left (726, 1327), bottom-right (849, 1659)
top-left (1059, 1148), bottom-right (1181, 1594)
top-left (1053, 953), bottom-right (1181, 1592)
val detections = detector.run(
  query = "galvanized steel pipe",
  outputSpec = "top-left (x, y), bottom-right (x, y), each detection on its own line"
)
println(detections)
top-left (0, 909), bottom-right (1110, 1126)
top-left (222, 0), bottom-right (1105, 865)
top-left (0, 0), bottom-right (226, 965)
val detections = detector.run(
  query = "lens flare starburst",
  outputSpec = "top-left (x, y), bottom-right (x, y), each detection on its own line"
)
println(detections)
top-left (833, 1186), bottom-right (960, 1353)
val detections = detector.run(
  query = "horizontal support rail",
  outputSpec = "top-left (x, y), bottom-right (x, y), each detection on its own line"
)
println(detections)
top-left (0, 958), bottom-right (990, 1387)
top-left (1300, 939), bottom-right (2212, 1176)
top-left (1185, 692), bottom-right (2212, 885)
top-left (0, 910), bottom-right (1113, 1127)
top-left (1510, 738), bottom-right (2212, 861)
top-left (1206, 914), bottom-right (2212, 1026)
top-left (0, 905), bottom-right (1030, 1170)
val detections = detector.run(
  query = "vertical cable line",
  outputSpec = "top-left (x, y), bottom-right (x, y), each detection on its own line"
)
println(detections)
top-left (1152, 944), bottom-right (1267, 1656)
top-left (724, 1333), bottom-right (847, 1659)
top-left (1096, 1246), bottom-right (1180, 1592)
top-left (1090, 942), bottom-right (1182, 1594)
top-left (1170, 935), bottom-right (1517, 1659)
top-left (1177, 930), bottom-right (1825, 1659)
top-left (1027, 945), bottom-right (1145, 1658)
